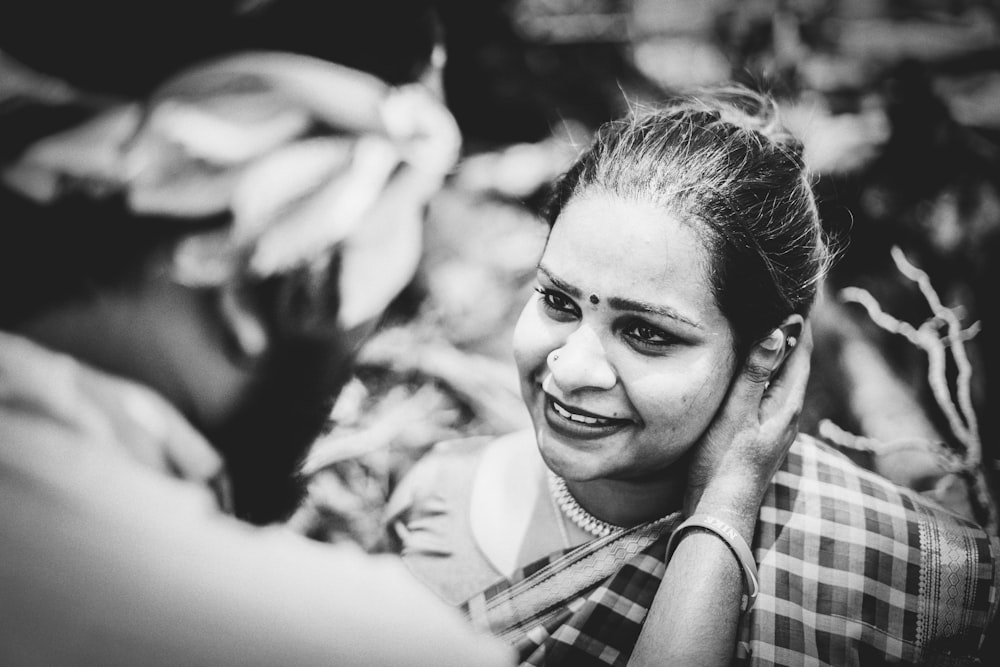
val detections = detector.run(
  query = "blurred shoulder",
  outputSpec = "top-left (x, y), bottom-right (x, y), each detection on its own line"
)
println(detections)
top-left (384, 434), bottom-right (500, 537)
top-left (395, 435), bottom-right (494, 495)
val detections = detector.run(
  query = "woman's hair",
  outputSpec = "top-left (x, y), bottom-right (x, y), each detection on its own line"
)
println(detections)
top-left (544, 86), bottom-right (836, 354)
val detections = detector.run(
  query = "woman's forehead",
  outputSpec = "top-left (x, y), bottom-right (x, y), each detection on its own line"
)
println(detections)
top-left (543, 192), bottom-right (715, 305)
top-left (543, 194), bottom-right (709, 287)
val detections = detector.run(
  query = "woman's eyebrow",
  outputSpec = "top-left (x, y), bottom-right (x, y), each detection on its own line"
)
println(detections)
top-left (537, 265), bottom-right (583, 298)
top-left (539, 264), bottom-right (702, 329)
top-left (607, 296), bottom-right (703, 329)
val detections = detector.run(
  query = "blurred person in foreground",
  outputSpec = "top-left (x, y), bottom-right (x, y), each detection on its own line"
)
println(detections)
top-left (0, 7), bottom-right (515, 666)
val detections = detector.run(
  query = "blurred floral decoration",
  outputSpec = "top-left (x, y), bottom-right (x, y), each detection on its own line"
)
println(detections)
top-left (292, 0), bottom-right (1000, 547)
top-left (1, 48), bottom-right (461, 334)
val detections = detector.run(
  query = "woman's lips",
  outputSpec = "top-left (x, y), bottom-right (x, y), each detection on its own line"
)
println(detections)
top-left (548, 396), bottom-right (621, 424)
top-left (543, 394), bottom-right (630, 440)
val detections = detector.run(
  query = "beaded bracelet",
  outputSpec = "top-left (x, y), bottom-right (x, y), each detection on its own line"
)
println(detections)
top-left (665, 514), bottom-right (760, 614)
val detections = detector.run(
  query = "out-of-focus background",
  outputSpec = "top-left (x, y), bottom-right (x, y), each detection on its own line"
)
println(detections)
top-left (290, 0), bottom-right (1000, 546)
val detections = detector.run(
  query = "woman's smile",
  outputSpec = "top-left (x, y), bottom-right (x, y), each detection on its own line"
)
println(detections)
top-left (544, 393), bottom-right (632, 440)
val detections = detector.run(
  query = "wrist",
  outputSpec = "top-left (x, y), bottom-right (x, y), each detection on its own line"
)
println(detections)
top-left (688, 477), bottom-right (767, 542)
top-left (666, 513), bottom-right (761, 614)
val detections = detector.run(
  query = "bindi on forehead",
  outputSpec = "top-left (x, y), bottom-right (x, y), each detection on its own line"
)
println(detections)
top-left (589, 294), bottom-right (600, 305)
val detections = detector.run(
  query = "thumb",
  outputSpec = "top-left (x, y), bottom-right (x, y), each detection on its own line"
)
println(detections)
top-left (759, 321), bottom-right (813, 425)
top-left (727, 328), bottom-right (785, 418)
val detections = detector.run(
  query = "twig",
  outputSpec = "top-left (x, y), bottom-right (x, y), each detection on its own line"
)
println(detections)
top-left (839, 285), bottom-right (975, 455)
top-left (838, 246), bottom-right (996, 532)
top-left (889, 246), bottom-right (981, 465)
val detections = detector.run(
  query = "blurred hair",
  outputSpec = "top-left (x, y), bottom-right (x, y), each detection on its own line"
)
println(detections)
top-left (0, 185), bottom-right (347, 344)
top-left (544, 85), bottom-right (837, 354)
top-left (0, 187), bottom-right (221, 327)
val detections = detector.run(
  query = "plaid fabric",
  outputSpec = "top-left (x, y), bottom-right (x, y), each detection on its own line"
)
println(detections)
top-left (745, 437), bottom-right (999, 666)
top-left (461, 436), bottom-right (1000, 666)
top-left (462, 515), bottom-right (681, 666)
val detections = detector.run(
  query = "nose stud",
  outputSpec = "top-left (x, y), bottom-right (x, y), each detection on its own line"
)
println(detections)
top-left (545, 338), bottom-right (616, 391)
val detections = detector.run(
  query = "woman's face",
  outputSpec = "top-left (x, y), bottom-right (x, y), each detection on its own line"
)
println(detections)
top-left (513, 190), bottom-right (738, 483)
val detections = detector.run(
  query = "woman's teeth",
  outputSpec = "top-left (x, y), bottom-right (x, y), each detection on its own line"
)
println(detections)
top-left (552, 401), bottom-right (611, 425)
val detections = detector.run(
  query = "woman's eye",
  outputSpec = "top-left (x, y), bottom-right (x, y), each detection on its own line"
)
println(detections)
top-left (623, 322), bottom-right (674, 349)
top-left (535, 287), bottom-right (579, 319)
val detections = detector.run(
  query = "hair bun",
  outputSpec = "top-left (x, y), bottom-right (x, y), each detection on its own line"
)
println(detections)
top-left (669, 85), bottom-right (806, 168)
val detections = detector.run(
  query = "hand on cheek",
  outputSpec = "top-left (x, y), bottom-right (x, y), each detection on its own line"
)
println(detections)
top-left (683, 319), bottom-right (812, 526)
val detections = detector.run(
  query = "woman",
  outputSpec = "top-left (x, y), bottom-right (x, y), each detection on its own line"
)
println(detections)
top-left (386, 88), bottom-right (999, 665)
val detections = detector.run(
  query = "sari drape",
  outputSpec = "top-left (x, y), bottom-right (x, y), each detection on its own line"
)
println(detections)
top-left (460, 438), bottom-right (1000, 666)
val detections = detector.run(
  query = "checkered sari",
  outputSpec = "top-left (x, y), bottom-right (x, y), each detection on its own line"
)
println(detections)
top-left (461, 437), bottom-right (1000, 666)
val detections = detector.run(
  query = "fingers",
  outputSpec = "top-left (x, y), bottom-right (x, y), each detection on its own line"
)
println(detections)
top-left (759, 321), bottom-right (813, 424)
top-left (721, 328), bottom-right (787, 423)
top-left (683, 322), bottom-right (814, 516)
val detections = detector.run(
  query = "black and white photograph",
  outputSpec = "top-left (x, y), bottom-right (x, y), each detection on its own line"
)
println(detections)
top-left (2, 1), bottom-right (999, 664)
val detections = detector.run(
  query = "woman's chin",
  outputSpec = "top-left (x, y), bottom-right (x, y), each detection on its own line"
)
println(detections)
top-left (534, 427), bottom-right (610, 482)
top-left (533, 419), bottom-right (689, 486)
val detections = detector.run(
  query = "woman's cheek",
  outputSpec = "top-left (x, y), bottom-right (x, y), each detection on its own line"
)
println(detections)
top-left (627, 372), bottom-right (688, 425)
top-left (627, 363), bottom-right (722, 442)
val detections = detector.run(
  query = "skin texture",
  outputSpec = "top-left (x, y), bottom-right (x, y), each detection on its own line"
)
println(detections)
top-left (629, 324), bottom-right (812, 666)
top-left (512, 189), bottom-right (739, 526)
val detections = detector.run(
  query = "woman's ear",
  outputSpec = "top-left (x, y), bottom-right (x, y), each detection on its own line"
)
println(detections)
top-left (775, 314), bottom-right (805, 372)
top-left (217, 283), bottom-right (269, 363)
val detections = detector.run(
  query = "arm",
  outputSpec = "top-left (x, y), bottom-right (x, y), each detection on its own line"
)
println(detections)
top-left (629, 323), bottom-right (813, 665)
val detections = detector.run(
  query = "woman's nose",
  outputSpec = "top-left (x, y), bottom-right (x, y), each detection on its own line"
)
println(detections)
top-left (546, 325), bottom-right (617, 392)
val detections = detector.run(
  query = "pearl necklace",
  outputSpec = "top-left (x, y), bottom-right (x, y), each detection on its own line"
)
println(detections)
top-left (547, 470), bottom-right (624, 538)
